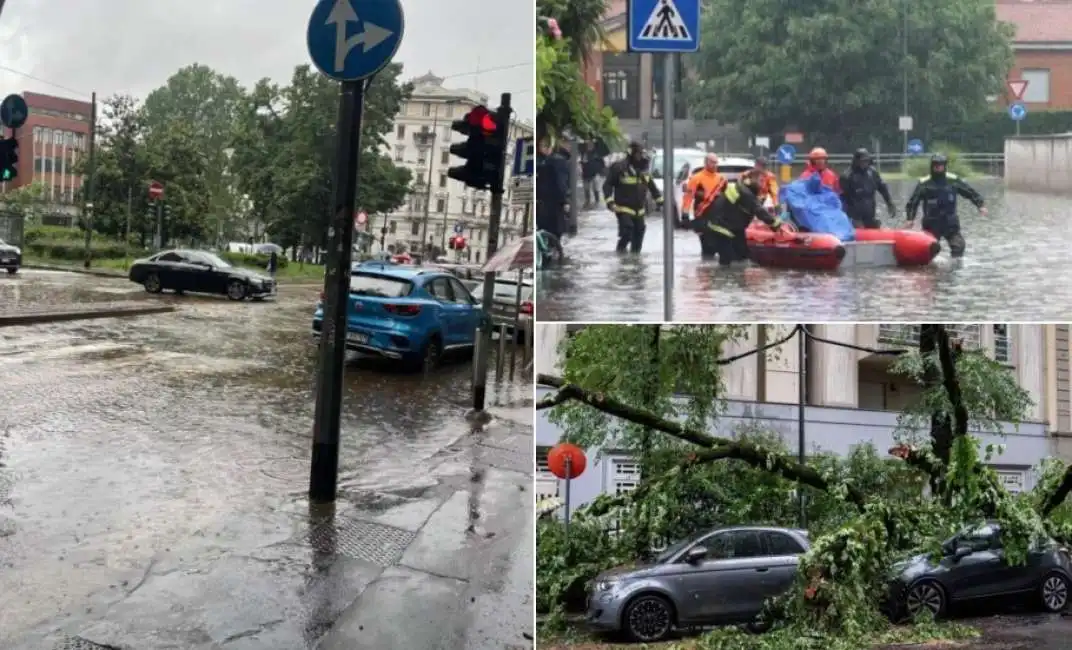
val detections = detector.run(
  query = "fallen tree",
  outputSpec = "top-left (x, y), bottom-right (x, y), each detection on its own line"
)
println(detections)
top-left (537, 324), bottom-right (1068, 649)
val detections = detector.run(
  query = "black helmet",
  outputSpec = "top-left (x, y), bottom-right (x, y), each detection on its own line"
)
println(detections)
top-left (755, 156), bottom-right (768, 168)
top-left (853, 148), bottom-right (871, 162)
top-left (930, 153), bottom-right (948, 175)
top-left (627, 141), bottom-right (645, 156)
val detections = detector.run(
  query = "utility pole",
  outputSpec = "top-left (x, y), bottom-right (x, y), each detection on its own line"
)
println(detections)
top-left (418, 104), bottom-right (440, 263)
top-left (902, 0), bottom-right (909, 155)
top-left (81, 91), bottom-right (97, 268)
top-left (472, 93), bottom-right (512, 413)
top-left (797, 325), bottom-right (808, 528)
top-left (439, 191), bottom-right (451, 251)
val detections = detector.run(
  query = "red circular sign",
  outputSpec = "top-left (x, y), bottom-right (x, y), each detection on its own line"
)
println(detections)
top-left (355, 210), bottom-right (367, 225)
top-left (449, 236), bottom-right (466, 251)
top-left (148, 181), bottom-right (164, 200)
top-left (547, 443), bottom-right (586, 479)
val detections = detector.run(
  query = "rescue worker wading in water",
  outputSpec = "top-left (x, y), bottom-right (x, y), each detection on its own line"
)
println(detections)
top-left (603, 142), bottom-right (664, 253)
top-left (840, 148), bottom-right (895, 229)
top-left (692, 175), bottom-right (784, 265)
top-left (905, 153), bottom-right (987, 258)
top-left (681, 153), bottom-right (726, 227)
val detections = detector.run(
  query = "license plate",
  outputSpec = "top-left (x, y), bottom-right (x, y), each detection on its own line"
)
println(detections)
top-left (0, 258), bottom-right (10, 263)
top-left (347, 331), bottom-right (368, 344)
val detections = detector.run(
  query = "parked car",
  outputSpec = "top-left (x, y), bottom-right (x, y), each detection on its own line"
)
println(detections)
top-left (587, 526), bottom-right (809, 642)
top-left (0, 238), bottom-right (21, 274)
top-left (128, 249), bottom-right (275, 300)
top-left (472, 276), bottom-right (533, 339)
top-left (887, 521), bottom-right (1072, 620)
top-left (312, 262), bottom-right (487, 370)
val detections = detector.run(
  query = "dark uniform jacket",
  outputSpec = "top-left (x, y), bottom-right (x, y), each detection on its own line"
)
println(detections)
top-left (695, 181), bottom-right (780, 237)
top-left (603, 160), bottom-right (663, 217)
top-left (840, 166), bottom-right (893, 222)
top-left (905, 173), bottom-right (984, 226)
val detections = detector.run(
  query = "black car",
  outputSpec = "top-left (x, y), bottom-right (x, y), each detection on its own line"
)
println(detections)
top-left (889, 522), bottom-right (1072, 620)
top-left (0, 238), bottom-right (21, 274)
top-left (128, 249), bottom-right (275, 300)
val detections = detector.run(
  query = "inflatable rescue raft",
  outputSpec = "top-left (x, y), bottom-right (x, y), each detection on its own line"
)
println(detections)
top-left (745, 223), bottom-right (940, 271)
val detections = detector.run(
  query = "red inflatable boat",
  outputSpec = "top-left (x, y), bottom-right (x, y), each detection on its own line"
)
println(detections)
top-left (745, 222), bottom-right (939, 271)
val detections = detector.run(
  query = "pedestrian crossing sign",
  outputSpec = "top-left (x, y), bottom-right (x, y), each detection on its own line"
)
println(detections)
top-left (628, 0), bottom-right (700, 53)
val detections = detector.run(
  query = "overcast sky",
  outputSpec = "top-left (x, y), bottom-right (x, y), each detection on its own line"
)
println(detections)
top-left (0, 0), bottom-right (533, 121)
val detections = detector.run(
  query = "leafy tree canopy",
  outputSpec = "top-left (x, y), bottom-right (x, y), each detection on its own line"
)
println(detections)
top-left (689, 0), bottom-right (1014, 145)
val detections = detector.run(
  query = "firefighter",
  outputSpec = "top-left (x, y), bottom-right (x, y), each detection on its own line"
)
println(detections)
top-left (840, 148), bottom-right (895, 229)
top-left (905, 153), bottom-right (987, 258)
top-left (681, 153), bottom-right (726, 227)
top-left (692, 175), bottom-right (783, 265)
top-left (603, 142), bottom-right (663, 253)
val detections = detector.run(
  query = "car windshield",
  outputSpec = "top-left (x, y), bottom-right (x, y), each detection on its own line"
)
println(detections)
top-left (200, 252), bottom-right (231, 268)
top-left (0, 239), bottom-right (7, 246)
top-left (651, 151), bottom-right (707, 179)
top-left (475, 280), bottom-right (534, 302)
top-left (655, 531), bottom-right (709, 564)
top-left (350, 272), bottom-right (413, 297)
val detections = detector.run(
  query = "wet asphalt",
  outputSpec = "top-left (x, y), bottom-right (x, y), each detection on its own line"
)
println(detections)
top-left (536, 179), bottom-right (1072, 322)
top-left (0, 270), bottom-right (534, 649)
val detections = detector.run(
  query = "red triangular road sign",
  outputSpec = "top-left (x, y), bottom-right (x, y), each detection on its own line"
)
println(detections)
top-left (1008, 79), bottom-right (1028, 100)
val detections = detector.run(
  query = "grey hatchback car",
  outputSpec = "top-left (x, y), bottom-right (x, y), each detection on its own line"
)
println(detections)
top-left (888, 521), bottom-right (1072, 620)
top-left (586, 526), bottom-right (809, 642)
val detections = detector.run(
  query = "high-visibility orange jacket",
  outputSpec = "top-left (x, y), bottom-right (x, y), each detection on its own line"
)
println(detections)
top-left (682, 169), bottom-right (726, 216)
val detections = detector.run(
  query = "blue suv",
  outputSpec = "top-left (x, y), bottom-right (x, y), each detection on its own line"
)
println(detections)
top-left (312, 262), bottom-right (488, 370)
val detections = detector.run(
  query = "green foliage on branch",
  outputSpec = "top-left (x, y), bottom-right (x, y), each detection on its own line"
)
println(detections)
top-left (689, 0), bottom-right (1014, 144)
top-left (538, 325), bottom-right (1072, 649)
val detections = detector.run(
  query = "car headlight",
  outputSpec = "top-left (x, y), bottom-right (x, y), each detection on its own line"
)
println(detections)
top-left (596, 578), bottom-right (620, 592)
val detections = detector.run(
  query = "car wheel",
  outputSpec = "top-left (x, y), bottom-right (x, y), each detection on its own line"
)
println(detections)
top-left (144, 272), bottom-right (162, 293)
top-left (227, 280), bottom-right (247, 301)
top-left (904, 580), bottom-right (946, 620)
top-left (6, 267), bottom-right (16, 274)
top-left (422, 336), bottom-right (442, 372)
top-left (623, 594), bottom-right (674, 643)
top-left (745, 611), bottom-right (773, 634)
top-left (1040, 571), bottom-right (1070, 612)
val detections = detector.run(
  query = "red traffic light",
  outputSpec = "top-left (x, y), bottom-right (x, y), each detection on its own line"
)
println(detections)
top-left (466, 106), bottom-right (496, 134)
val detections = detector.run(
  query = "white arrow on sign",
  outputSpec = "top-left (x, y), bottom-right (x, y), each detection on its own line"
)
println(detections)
top-left (326, 0), bottom-right (394, 73)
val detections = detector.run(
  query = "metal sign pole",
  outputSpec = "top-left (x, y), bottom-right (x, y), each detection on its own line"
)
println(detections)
top-left (661, 54), bottom-right (675, 322)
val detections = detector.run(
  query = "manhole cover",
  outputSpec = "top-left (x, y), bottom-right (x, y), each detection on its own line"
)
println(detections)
top-left (55, 638), bottom-right (121, 650)
top-left (306, 518), bottom-right (416, 566)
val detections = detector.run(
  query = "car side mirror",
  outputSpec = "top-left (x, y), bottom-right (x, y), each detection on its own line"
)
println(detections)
top-left (684, 546), bottom-right (708, 564)
top-left (954, 546), bottom-right (973, 561)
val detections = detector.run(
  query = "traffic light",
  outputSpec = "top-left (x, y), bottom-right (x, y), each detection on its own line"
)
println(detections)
top-left (447, 105), bottom-right (508, 191)
top-left (0, 137), bottom-right (18, 181)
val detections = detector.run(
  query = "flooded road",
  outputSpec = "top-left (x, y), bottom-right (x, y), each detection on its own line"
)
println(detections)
top-left (537, 179), bottom-right (1072, 321)
top-left (0, 271), bottom-right (534, 649)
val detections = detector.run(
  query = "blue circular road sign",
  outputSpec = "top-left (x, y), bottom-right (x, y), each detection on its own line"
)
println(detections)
top-left (454, 223), bottom-right (464, 234)
top-left (1009, 102), bottom-right (1027, 122)
top-left (0, 94), bottom-right (28, 129)
top-left (907, 138), bottom-right (924, 155)
top-left (307, 0), bottom-right (405, 82)
top-left (776, 144), bottom-right (796, 164)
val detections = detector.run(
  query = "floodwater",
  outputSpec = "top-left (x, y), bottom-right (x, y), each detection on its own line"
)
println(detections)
top-left (0, 271), bottom-right (533, 649)
top-left (536, 179), bottom-right (1072, 322)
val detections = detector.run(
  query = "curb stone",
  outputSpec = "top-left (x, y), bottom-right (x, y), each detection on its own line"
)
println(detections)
top-left (0, 303), bottom-right (176, 326)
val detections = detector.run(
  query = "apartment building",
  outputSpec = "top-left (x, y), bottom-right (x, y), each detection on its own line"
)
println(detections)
top-left (0, 91), bottom-right (91, 207)
top-left (372, 72), bottom-right (534, 263)
top-left (996, 0), bottom-right (1072, 109)
top-left (535, 324), bottom-right (1066, 512)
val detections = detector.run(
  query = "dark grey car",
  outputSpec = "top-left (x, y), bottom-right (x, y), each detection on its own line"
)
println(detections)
top-left (586, 526), bottom-right (809, 642)
top-left (889, 521), bottom-right (1072, 620)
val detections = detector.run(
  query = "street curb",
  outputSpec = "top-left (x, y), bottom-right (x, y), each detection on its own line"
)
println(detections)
top-left (22, 263), bottom-right (127, 278)
top-left (0, 304), bottom-right (176, 326)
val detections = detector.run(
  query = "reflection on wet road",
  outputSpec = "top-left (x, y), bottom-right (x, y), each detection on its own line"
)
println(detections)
top-left (0, 271), bottom-right (533, 649)
top-left (537, 179), bottom-right (1072, 321)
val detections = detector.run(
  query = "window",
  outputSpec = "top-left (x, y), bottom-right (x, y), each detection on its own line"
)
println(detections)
top-left (422, 103), bottom-right (432, 117)
top-left (394, 145), bottom-right (404, 161)
top-left (441, 150), bottom-right (450, 165)
top-left (428, 277), bottom-right (454, 302)
top-left (996, 470), bottom-right (1025, 494)
top-left (442, 126), bottom-right (451, 142)
top-left (993, 325), bottom-right (1010, 363)
top-left (434, 224), bottom-right (444, 238)
top-left (350, 272), bottom-right (413, 297)
top-left (957, 523), bottom-right (1000, 552)
top-left (447, 278), bottom-right (475, 304)
top-left (612, 458), bottom-right (640, 494)
top-left (389, 220), bottom-right (397, 234)
top-left (763, 532), bottom-right (806, 555)
top-left (396, 124), bottom-right (406, 139)
top-left (410, 221), bottom-right (421, 236)
top-left (417, 150), bottom-right (426, 165)
top-left (155, 252), bottom-right (183, 262)
top-left (461, 197), bottom-right (469, 214)
top-left (535, 446), bottom-right (558, 501)
top-left (1022, 69), bottom-right (1051, 103)
top-left (444, 104), bottom-right (454, 118)
top-left (704, 530), bottom-right (766, 560)
top-left (439, 173), bottom-right (447, 188)
top-left (33, 157), bottom-right (43, 172)
top-left (436, 198), bottom-right (446, 213)
top-left (33, 126), bottom-right (41, 142)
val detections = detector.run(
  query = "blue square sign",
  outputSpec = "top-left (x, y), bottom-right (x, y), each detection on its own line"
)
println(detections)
top-left (628, 0), bottom-right (700, 53)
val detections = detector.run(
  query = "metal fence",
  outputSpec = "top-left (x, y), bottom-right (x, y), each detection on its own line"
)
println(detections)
top-left (0, 211), bottom-right (24, 246)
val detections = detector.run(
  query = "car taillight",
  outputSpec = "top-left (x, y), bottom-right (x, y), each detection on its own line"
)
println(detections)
top-left (384, 304), bottom-right (421, 316)
top-left (520, 300), bottom-right (533, 315)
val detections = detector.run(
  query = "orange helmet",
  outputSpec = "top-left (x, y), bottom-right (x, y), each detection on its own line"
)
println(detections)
top-left (808, 147), bottom-right (828, 161)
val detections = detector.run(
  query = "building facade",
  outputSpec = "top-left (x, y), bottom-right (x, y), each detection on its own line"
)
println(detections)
top-left (0, 91), bottom-right (91, 208)
top-left (371, 73), bottom-right (533, 263)
top-left (535, 324), bottom-right (1067, 512)
top-left (997, 0), bottom-right (1072, 110)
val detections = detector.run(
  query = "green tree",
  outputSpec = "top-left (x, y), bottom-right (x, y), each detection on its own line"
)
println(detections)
top-left (536, 0), bottom-right (620, 142)
top-left (81, 94), bottom-right (150, 239)
top-left (689, 0), bottom-right (1014, 147)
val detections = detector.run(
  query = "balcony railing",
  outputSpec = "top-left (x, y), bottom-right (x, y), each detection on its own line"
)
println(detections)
top-left (877, 324), bottom-right (983, 350)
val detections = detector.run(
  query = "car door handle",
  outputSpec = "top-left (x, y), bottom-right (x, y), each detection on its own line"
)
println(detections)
top-left (754, 567), bottom-right (769, 573)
